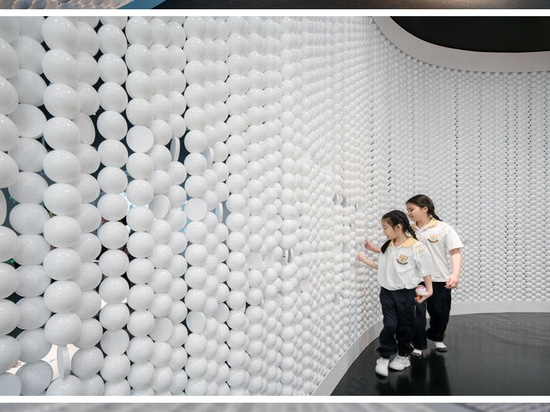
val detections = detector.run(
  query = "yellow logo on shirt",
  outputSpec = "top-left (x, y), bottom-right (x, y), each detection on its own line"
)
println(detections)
top-left (397, 254), bottom-right (408, 265)
top-left (428, 234), bottom-right (439, 243)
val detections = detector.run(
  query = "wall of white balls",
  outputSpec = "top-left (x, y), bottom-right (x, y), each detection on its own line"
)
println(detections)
top-left (0, 15), bottom-right (549, 396)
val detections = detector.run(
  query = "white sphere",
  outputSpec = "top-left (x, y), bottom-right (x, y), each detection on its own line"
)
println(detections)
top-left (98, 53), bottom-right (128, 85)
top-left (15, 265), bottom-right (51, 297)
top-left (44, 280), bottom-right (81, 313)
top-left (126, 232), bottom-right (155, 259)
top-left (42, 16), bottom-right (78, 55)
top-left (97, 221), bottom-right (129, 250)
top-left (98, 82), bottom-right (128, 113)
top-left (43, 183), bottom-right (82, 216)
top-left (99, 304), bottom-right (130, 331)
top-left (42, 49), bottom-right (78, 87)
top-left (0, 227), bottom-right (18, 262)
top-left (97, 167), bottom-right (128, 194)
top-left (13, 35), bottom-right (45, 75)
top-left (17, 328), bottom-right (51, 364)
top-left (127, 125), bottom-right (155, 153)
top-left (43, 216), bottom-right (81, 248)
top-left (99, 277), bottom-right (129, 304)
top-left (44, 313), bottom-right (82, 346)
top-left (126, 179), bottom-right (155, 206)
top-left (97, 193), bottom-right (128, 221)
top-left (101, 329), bottom-right (129, 356)
top-left (98, 24), bottom-right (127, 57)
top-left (43, 150), bottom-right (81, 184)
top-left (43, 83), bottom-right (80, 119)
top-left (126, 153), bottom-right (154, 180)
top-left (0, 152), bottom-right (18, 189)
top-left (43, 248), bottom-right (81, 281)
top-left (127, 310), bottom-right (155, 337)
top-left (16, 361), bottom-right (53, 395)
top-left (0, 336), bottom-right (20, 373)
top-left (71, 347), bottom-right (104, 379)
top-left (98, 249), bottom-right (129, 277)
top-left (43, 117), bottom-right (81, 153)
top-left (0, 114), bottom-right (18, 152)
top-left (98, 139), bottom-right (128, 168)
top-left (97, 110), bottom-right (127, 141)
top-left (125, 44), bottom-right (153, 73)
top-left (0, 76), bottom-right (18, 116)
top-left (10, 69), bottom-right (47, 107)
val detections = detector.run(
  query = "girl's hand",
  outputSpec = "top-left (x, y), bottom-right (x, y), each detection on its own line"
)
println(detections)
top-left (364, 239), bottom-right (381, 253)
top-left (416, 289), bottom-right (432, 303)
top-left (445, 274), bottom-right (459, 289)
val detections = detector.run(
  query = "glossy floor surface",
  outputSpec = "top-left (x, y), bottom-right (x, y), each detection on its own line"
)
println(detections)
top-left (152, 0), bottom-right (550, 8)
top-left (332, 312), bottom-right (550, 396)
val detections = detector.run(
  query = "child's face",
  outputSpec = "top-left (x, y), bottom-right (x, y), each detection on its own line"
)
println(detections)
top-left (406, 203), bottom-right (429, 222)
top-left (381, 219), bottom-right (400, 240)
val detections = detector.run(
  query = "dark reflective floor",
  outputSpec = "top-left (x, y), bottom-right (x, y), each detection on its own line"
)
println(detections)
top-left (150, 0), bottom-right (550, 9)
top-left (332, 312), bottom-right (550, 396)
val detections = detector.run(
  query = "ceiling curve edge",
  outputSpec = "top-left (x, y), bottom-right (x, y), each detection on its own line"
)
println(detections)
top-left (373, 16), bottom-right (550, 73)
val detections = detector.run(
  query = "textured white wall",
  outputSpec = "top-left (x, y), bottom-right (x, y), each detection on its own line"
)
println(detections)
top-left (0, 16), bottom-right (548, 397)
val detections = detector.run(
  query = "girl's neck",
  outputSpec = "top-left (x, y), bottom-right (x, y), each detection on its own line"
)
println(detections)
top-left (415, 215), bottom-right (432, 229)
top-left (392, 233), bottom-right (408, 247)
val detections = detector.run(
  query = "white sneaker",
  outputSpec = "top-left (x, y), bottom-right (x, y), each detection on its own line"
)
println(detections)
top-left (375, 357), bottom-right (389, 377)
top-left (434, 341), bottom-right (448, 352)
top-left (389, 355), bottom-right (411, 371)
top-left (410, 348), bottom-right (423, 358)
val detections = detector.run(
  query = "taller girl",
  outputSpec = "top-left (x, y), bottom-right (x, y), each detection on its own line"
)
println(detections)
top-left (406, 194), bottom-right (464, 355)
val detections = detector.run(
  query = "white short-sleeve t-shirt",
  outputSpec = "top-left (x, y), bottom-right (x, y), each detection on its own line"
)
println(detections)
top-left (413, 219), bottom-right (464, 282)
top-left (377, 237), bottom-right (434, 291)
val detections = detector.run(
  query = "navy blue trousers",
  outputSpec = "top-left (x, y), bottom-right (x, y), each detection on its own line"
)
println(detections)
top-left (413, 281), bottom-right (452, 349)
top-left (378, 287), bottom-right (416, 359)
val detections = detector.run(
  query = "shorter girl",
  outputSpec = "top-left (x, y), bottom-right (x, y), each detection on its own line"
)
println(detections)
top-left (357, 210), bottom-right (433, 377)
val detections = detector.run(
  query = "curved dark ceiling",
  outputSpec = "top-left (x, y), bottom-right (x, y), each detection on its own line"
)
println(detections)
top-left (391, 17), bottom-right (550, 53)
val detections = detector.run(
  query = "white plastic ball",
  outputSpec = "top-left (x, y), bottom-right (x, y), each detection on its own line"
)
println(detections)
top-left (44, 280), bottom-right (81, 313)
top-left (126, 232), bottom-right (155, 259)
top-left (10, 69), bottom-right (47, 107)
top-left (127, 310), bottom-right (155, 337)
top-left (97, 193), bottom-right (128, 222)
top-left (42, 48), bottom-right (78, 87)
top-left (97, 167), bottom-right (128, 194)
top-left (12, 35), bottom-right (45, 75)
top-left (126, 71), bottom-right (154, 100)
top-left (44, 312), bottom-right (82, 346)
top-left (99, 277), bottom-right (129, 304)
top-left (98, 82), bottom-right (128, 113)
top-left (97, 249), bottom-right (129, 278)
top-left (98, 53), bottom-right (128, 85)
top-left (43, 117), bottom-right (80, 153)
top-left (43, 216), bottom-right (81, 248)
top-left (0, 227), bottom-right (18, 262)
top-left (42, 248), bottom-right (81, 281)
top-left (43, 183), bottom-right (81, 217)
top-left (125, 44), bottom-right (153, 73)
top-left (16, 361), bottom-right (53, 395)
top-left (17, 328), bottom-right (51, 364)
top-left (126, 152), bottom-right (154, 180)
top-left (98, 139), bottom-right (128, 168)
top-left (0, 76), bottom-right (18, 116)
top-left (97, 110), bottom-right (127, 141)
top-left (98, 24), bottom-right (127, 57)
top-left (43, 83), bottom-right (80, 119)
top-left (71, 347), bottom-right (104, 379)
top-left (99, 304), bottom-right (130, 331)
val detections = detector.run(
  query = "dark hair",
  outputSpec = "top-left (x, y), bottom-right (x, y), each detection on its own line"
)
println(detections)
top-left (406, 194), bottom-right (442, 221)
top-left (380, 210), bottom-right (417, 253)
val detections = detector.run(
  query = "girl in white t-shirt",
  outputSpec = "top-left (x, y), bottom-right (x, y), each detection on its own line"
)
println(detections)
top-left (405, 194), bottom-right (464, 356)
top-left (358, 210), bottom-right (433, 377)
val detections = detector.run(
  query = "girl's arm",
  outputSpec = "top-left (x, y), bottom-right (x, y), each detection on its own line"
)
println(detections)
top-left (446, 248), bottom-right (462, 289)
top-left (417, 275), bottom-right (433, 303)
top-left (357, 251), bottom-right (378, 270)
